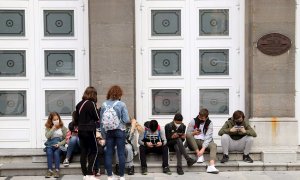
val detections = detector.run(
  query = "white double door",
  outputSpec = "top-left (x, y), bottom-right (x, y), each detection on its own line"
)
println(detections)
top-left (0, 0), bottom-right (88, 148)
top-left (136, 0), bottom-right (245, 143)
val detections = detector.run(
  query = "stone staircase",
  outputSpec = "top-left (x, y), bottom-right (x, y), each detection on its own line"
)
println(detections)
top-left (0, 148), bottom-right (300, 176)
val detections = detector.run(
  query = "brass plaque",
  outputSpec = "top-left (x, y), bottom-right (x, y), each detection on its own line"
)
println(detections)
top-left (257, 33), bottom-right (291, 56)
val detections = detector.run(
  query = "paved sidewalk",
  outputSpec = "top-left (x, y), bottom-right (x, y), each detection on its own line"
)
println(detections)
top-left (2, 171), bottom-right (300, 180)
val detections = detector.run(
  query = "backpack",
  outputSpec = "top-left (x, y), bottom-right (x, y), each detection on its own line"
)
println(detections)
top-left (143, 121), bottom-right (161, 144)
top-left (102, 101), bottom-right (120, 131)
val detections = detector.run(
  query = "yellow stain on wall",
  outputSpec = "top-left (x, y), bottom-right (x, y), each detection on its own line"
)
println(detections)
top-left (271, 117), bottom-right (278, 144)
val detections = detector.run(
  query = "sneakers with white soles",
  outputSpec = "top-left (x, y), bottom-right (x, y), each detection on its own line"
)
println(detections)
top-left (206, 165), bottom-right (219, 174)
top-left (197, 155), bottom-right (204, 163)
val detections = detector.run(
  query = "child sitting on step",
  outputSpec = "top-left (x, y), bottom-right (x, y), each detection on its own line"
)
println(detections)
top-left (44, 112), bottom-right (68, 178)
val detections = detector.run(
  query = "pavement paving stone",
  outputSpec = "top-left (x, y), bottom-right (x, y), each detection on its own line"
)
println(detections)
top-left (3, 171), bottom-right (300, 180)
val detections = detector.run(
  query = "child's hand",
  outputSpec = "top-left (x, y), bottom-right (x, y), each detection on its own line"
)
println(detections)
top-left (156, 142), bottom-right (162, 147)
top-left (52, 144), bottom-right (59, 148)
top-left (146, 142), bottom-right (153, 148)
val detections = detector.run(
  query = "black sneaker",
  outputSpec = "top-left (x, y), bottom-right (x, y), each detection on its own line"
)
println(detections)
top-left (163, 166), bottom-right (172, 175)
top-left (141, 166), bottom-right (148, 175)
top-left (127, 166), bottom-right (134, 175)
top-left (243, 154), bottom-right (253, 163)
top-left (177, 166), bottom-right (184, 175)
top-left (187, 158), bottom-right (197, 167)
top-left (220, 154), bottom-right (229, 163)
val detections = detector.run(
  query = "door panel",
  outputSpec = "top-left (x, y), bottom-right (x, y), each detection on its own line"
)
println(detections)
top-left (0, 0), bottom-right (88, 148)
top-left (136, 0), bottom-right (244, 145)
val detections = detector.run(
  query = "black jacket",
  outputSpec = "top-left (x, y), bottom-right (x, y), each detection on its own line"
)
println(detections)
top-left (76, 100), bottom-right (99, 131)
top-left (165, 121), bottom-right (186, 147)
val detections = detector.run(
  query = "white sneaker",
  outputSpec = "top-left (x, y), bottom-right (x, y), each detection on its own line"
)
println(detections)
top-left (197, 155), bottom-right (204, 163)
top-left (120, 177), bottom-right (125, 180)
top-left (206, 165), bottom-right (219, 174)
top-left (83, 176), bottom-right (89, 180)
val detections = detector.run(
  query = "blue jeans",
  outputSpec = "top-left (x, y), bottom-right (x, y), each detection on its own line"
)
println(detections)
top-left (46, 146), bottom-right (61, 170)
top-left (105, 129), bottom-right (126, 177)
top-left (66, 136), bottom-right (80, 159)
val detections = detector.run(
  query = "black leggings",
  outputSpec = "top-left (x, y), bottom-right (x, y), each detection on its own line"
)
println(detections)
top-left (78, 131), bottom-right (98, 176)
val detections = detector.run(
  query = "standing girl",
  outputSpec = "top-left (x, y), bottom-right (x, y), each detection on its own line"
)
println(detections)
top-left (100, 85), bottom-right (130, 180)
top-left (44, 112), bottom-right (68, 178)
top-left (75, 86), bottom-right (100, 180)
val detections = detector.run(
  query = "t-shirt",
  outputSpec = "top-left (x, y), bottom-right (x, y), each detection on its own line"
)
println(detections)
top-left (194, 123), bottom-right (205, 140)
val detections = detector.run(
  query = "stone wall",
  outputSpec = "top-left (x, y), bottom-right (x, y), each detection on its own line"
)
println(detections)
top-left (249, 0), bottom-right (295, 117)
top-left (89, 0), bottom-right (135, 116)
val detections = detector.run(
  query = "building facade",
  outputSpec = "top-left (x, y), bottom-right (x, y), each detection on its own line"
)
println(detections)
top-left (0, 0), bottom-right (299, 162)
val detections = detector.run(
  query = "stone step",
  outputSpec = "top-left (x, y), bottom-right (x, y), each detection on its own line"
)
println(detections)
top-left (0, 148), bottom-right (262, 163)
top-left (1, 161), bottom-right (300, 177)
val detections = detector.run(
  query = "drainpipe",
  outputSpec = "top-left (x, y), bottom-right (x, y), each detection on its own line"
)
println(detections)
top-left (296, 0), bottom-right (300, 145)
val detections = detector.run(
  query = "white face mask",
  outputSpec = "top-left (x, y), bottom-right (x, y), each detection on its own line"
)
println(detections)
top-left (175, 123), bottom-right (181, 128)
top-left (53, 120), bottom-right (59, 126)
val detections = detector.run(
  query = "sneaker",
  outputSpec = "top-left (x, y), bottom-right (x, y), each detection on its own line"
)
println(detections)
top-left (163, 166), bottom-right (172, 175)
top-left (197, 155), bottom-right (204, 163)
top-left (63, 158), bottom-right (69, 167)
top-left (243, 154), bottom-right (253, 163)
top-left (177, 166), bottom-right (184, 175)
top-left (187, 158), bottom-right (197, 167)
top-left (206, 165), bottom-right (219, 174)
top-left (45, 170), bottom-right (53, 178)
top-left (127, 166), bottom-right (134, 175)
top-left (120, 177), bottom-right (125, 180)
top-left (53, 170), bottom-right (60, 178)
top-left (141, 166), bottom-right (148, 175)
top-left (220, 154), bottom-right (229, 163)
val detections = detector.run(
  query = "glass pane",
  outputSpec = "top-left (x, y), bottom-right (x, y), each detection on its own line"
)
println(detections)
top-left (199, 9), bottom-right (229, 36)
top-left (45, 50), bottom-right (75, 77)
top-left (0, 50), bottom-right (26, 77)
top-left (45, 90), bottom-right (75, 116)
top-left (152, 50), bottom-right (181, 76)
top-left (152, 89), bottom-right (181, 115)
top-left (151, 10), bottom-right (181, 36)
top-left (199, 49), bottom-right (229, 75)
top-left (199, 89), bottom-right (229, 114)
top-left (0, 10), bottom-right (25, 36)
top-left (44, 10), bottom-right (74, 36)
top-left (0, 91), bottom-right (26, 117)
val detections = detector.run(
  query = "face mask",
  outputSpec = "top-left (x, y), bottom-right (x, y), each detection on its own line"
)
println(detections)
top-left (235, 121), bottom-right (242, 126)
top-left (53, 120), bottom-right (59, 126)
top-left (175, 123), bottom-right (181, 128)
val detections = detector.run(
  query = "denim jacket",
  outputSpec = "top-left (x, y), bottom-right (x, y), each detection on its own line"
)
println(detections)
top-left (100, 99), bottom-right (130, 138)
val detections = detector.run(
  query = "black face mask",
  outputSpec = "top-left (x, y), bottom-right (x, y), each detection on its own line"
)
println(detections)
top-left (235, 121), bottom-right (243, 126)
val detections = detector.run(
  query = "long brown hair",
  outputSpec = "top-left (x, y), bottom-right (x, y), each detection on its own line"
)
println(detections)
top-left (45, 112), bottom-right (63, 129)
top-left (82, 86), bottom-right (97, 103)
top-left (106, 85), bottom-right (123, 100)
